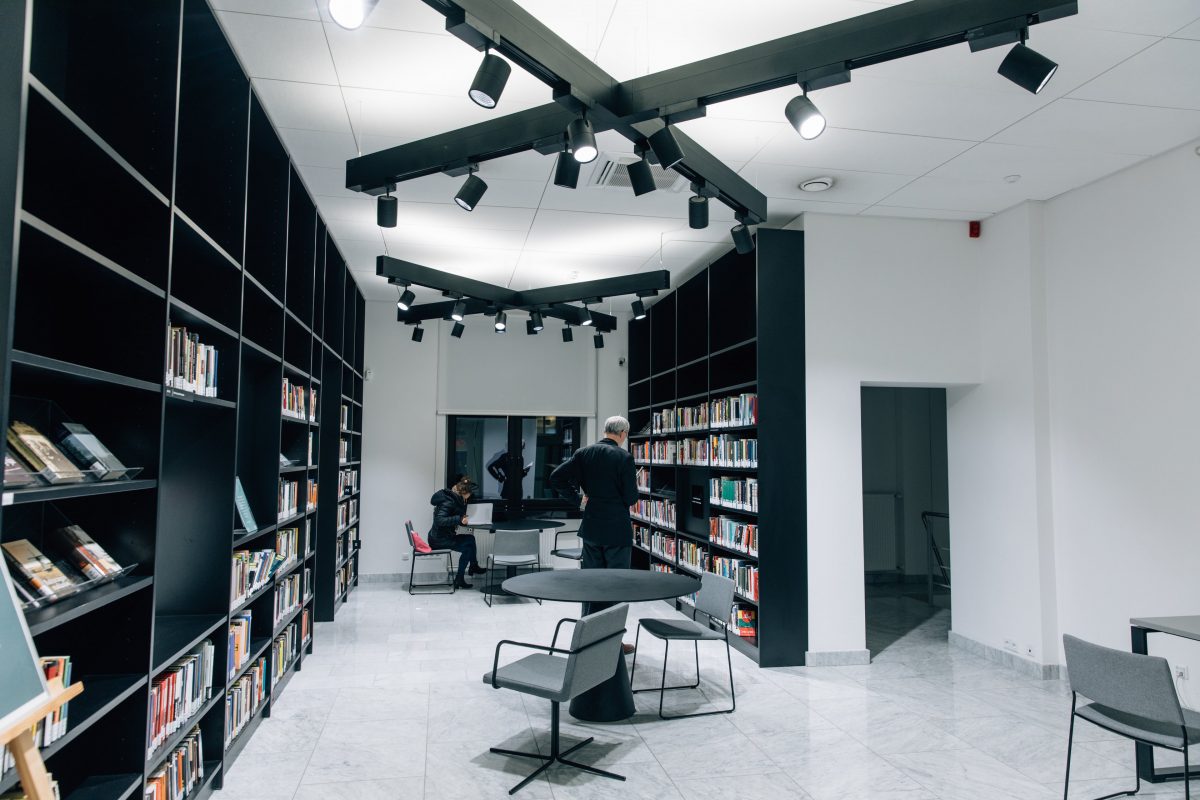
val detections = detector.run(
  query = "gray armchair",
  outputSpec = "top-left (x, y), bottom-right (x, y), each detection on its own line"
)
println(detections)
top-left (483, 604), bottom-right (629, 795)
top-left (1063, 633), bottom-right (1199, 800)
top-left (484, 528), bottom-right (542, 607)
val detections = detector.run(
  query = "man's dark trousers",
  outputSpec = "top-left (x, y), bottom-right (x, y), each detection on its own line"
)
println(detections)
top-left (581, 542), bottom-right (631, 616)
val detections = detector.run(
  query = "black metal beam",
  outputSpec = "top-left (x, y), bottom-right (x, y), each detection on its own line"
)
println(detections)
top-left (514, 270), bottom-right (669, 308)
top-left (398, 300), bottom-right (619, 332)
top-left (377, 255), bottom-right (513, 304)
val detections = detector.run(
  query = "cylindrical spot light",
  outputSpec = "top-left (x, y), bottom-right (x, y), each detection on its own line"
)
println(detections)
top-left (731, 223), bottom-right (754, 255)
top-left (648, 126), bottom-right (685, 169)
top-left (454, 173), bottom-right (487, 211)
top-left (411, 325), bottom-right (424, 343)
top-left (580, 306), bottom-right (594, 326)
top-left (785, 93), bottom-right (826, 140)
top-left (562, 325), bottom-right (573, 343)
top-left (494, 310), bottom-right (507, 331)
top-left (328, 0), bottom-right (378, 30)
top-left (451, 300), bottom-right (467, 321)
top-left (531, 310), bottom-right (544, 331)
top-left (525, 319), bottom-right (538, 335)
top-left (998, 44), bottom-right (1059, 94)
top-left (631, 299), bottom-right (647, 320)
top-left (554, 151), bottom-right (581, 189)
top-left (469, 52), bottom-right (511, 109)
top-left (627, 157), bottom-right (656, 196)
top-left (451, 321), bottom-right (465, 338)
top-left (377, 194), bottom-right (397, 227)
top-left (593, 333), bottom-right (605, 349)
top-left (567, 117), bottom-right (598, 164)
top-left (689, 195), bottom-right (709, 229)
top-left (397, 288), bottom-right (415, 311)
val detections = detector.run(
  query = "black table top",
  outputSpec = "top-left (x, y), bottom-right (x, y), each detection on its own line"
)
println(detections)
top-left (502, 569), bottom-right (700, 602)
top-left (468, 518), bottom-right (565, 532)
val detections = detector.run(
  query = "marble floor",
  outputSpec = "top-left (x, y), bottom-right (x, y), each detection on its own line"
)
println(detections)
top-left (220, 581), bottom-right (1192, 800)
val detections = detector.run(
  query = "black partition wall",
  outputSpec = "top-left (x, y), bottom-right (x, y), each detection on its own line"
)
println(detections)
top-left (628, 229), bottom-right (806, 667)
top-left (0, 1), bottom-right (365, 797)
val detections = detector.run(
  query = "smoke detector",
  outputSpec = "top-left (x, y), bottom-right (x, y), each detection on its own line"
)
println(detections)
top-left (799, 176), bottom-right (835, 192)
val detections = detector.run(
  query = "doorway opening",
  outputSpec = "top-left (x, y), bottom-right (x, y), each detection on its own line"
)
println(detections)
top-left (860, 387), bottom-right (951, 658)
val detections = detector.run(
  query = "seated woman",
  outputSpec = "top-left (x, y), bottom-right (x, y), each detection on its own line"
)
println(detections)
top-left (428, 473), bottom-right (488, 589)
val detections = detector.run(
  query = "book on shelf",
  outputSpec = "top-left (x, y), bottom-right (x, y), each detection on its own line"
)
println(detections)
top-left (336, 498), bottom-right (358, 529)
top-left (224, 656), bottom-right (267, 747)
top-left (281, 377), bottom-right (308, 421)
top-left (709, 516), bottom-right (758, 557)
top-left (7, 421), bottom-right (85, 484)
top-left (55, 422), bottom-right (129, 480)
top-left (307, 432), bottom-right (313, 465)
top-left (306, 479), bottom-right (317, 512)
top-left (271, 621), bottom-right (299, 688)
top-left (338, 437), bottom-right (349, 463)
top-left (732, 606), bottom-right (757, 638)
top-left (228, 612), bottom-right (252, 678)
top-left (340, 403), bottom-right (349, 430)
top-left (144, 725), bottom-right (203, 800)
top-left (2, 539), bottom-right (79, 602)
top-left (148, 640), bottom-right (214, 759)
top-left (0, 656), bottom-right (73, 776)
top-left (338, 468), bottom-right (358, 496)
top-left (709, 476), bottom-right (758, 512)
top-left (278, 479), bottom-right (298, 520)
top-left (166, 324), bottom-right (218, 398)
top-left (2, 452), bottom-right (37, 487)
top-left (308, 386), bottom-right (318, 423)
top-left (279, 453), bottom-right (296, 467)
top-left (301, 608), bottom-right (311, 644)
top-left (711, 556), bottom-right (759, 601)
top-left (234, 476), bottom-right (258, 534)
top-left (48, 525), bottom-right (123, 581)
top-left (709, 434), bottom-right (757, 468)
top-left (276, 527), bottom-right (299, 566)
top-left (230, 550), bottom-right (276, 609)
top-left (710, 393), bottom-right (758, 428)
top-left (274, 574), bottom-right (301, 624)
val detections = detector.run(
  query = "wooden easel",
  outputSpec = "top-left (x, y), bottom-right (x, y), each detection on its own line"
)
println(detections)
top-left (0, 679), bottom-right (83, 800)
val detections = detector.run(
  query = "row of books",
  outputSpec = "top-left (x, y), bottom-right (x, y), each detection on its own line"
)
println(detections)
top-left (0, 657), bottom-right (72, 776)
top-left (631, 435), bottom-right (758, 468)
top-left (224, 656), bottom-right (267, 748)
top-left (228, 612), bottom-right (253, 679)
top-left (6, 418), bottom-right (131, 485)
top-left (271, 621), bottom-right (300, 689)
top-left (635, 466), bottom-right (650, 492)
top-left (710, 476), bottom-right (758, 512)
top-left (337, 530), bottom-right (353, 563)
top-left (301, 608), bottom-right (311, 645)
top-left (336, 498), bottom-right (358, 530)
top-left (632, 497), bottom-right (676, 530)
top-left (302, 566), bottom-right (312, 603)
top-left (710, 393), bottom-right (757, 428)
top-left (278, 480), bottom-right (299, 520)
top-left (166, 324), bottom-right (219, 398)
top-left (148, 641), bottom-right (214, 759)
top-left (678, 538), bottom-right (708, 573)
top-left (338, 468), bottom-right (358, 496)
top-left (307, 431), bottom-right (314, 465)
top-left (230, 550), bottom-right (276, 609)
top-left (3, 526), bottom-right (126, 605)
top-left (340, 403), bottom-right (350, 430)
top-left (281, 377), bottom-right (317, 422)
top-left (633, 523), bottom-right (651, 551)
top-left (649, 530), bottom-right (676, 561)
top-left (652, 402), bottom-right (709, 433)
top-left (679, 438), bottom-right (708, 465)
top-left (709, 516), bottom-right (759, 556)
top-left (731, 606), bottom-right (757, 638)
top-left (144, 725), bottom-right (203, 800)
top-left (711, 556), bottom-right (759, 601)
top-left (334, 560), bottom-right (355, 598)
top-left (275, 574), bottom-right (302, 625)
top-left (277, 526), bottom-right (300, 565)
top-left (338, 438), bottom-right (350, 462)
top-left (711, 435), bottom-right (758, 468)
top-left (306, 479), bottom-right (318, 512)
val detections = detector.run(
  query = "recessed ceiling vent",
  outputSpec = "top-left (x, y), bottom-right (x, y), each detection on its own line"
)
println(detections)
top-left (589, 154), bottom-right (687, 192)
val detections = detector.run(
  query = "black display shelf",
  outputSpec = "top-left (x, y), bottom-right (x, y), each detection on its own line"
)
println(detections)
top-left (192, 764), bottom-right (221, 800)
top-left (275, 556), bottom-right (303, 582)
top-left (275, 510), bottom-right (305, 528)
top-left (62, 774), bottom-right (143, 800)
top-left (282, 360), bottom-right (308, 379)
top-left (151, 614), bottom-right (224, 674)
top-left (280, 414), bottom-right (309, 426)
top-left (169, 297), bottom-right (238, 342)
top-left (232, 523), bottom-right (278, 549)
top-left (223, 701), bottom-right (266, 768)
top-left (242, 336), bottom-right (281, 363)
top-left (25, 575), bottom-right (153, 637)
top-left (271, 655), bottom-right (299, 700)
top-left (146, 692), bottom-right (222, 770)
top-left (229, 637), bottom-right (271, 684)
top-left (9, 350), bottom-right (162, 393)
top-left (279, 464), bottom-right (307, 475)
top-left (165, 388), bottom-right (236, 409)
top-left (5, 478), bottom-right (157, 506)
top-left (710, 504), bottom-right (758, 517)
top-left (230, 581), bottom-right (273, 618)
top-left (272, 605), bottom-right (301, 638)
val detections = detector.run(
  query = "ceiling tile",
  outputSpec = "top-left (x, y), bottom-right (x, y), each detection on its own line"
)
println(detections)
top-left (751, 126), bottom-right (974, 175)
top-left (210, 0), bottom-right (319, 20)
top-left (991, 98), bottom-right (1200, 156)
top-left (318, 1), bottom-right (450, 35)
top-left (299, 165), bottom-right (360, 199)
top-left (760, 197), bottom-right (869, 224)
top-left (539, 183), bottom-right (696, 219)
top-left (1069, 37), bottom-right (1200, 110)
top-left (508, 251), bottom-right (648, 289)
top-left (929, 142), bottom-right (1144, 187)
top-left (675, 118), bottom-right (788, 163)
top-left (253, 79), bottom-right (350, 133)
top-left (277, 127), bottom-right (358, 168)
top-left (742, 163), bottom-right (912, 205)
top-left (376, 242), bottom-right (521, 286)
top-left (861, 206), bottom-right (989, 221)
top-left (878, 174), bottom-right (1083, 214)
top-left (1057, 0), bottom-right (1200, 37)
top-left (1175, 18), bottom-right (1200, 39)
top-left (384, 224), bottom-right (530, 252)
top-left (216, 12), bottom-right (338, 84)
top-left (509, 0), bottom-right (619, 60)
top-left (524, 210), bottom-right (726, 258)
top-left (342, 87), bottom-right (540, 146)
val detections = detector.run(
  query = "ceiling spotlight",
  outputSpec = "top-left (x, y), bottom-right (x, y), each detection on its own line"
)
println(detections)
top-left (525, 319), bottom-right (539, 335)
top-left (494, 310), bottom-right (507, 331)
top-left (689, 195), bottom-right (709, 229)
top-left (785, 91), bottom-right (826, 140)
top-left (451, 299), bottom-right (467, 321)
top-left (799, 176), bottom-right (834, 192)
top-left (328, 0), bottom-right (378, 29)
top-left (593, 333), bottom-right (605, 349)
top-left (567, 117), bottom-right (598, 164)
top-left (580, 306), bottom-right (594, 327)
top-left (451, 321), bottom-right (465, 338)
top-left (411, 325), bottom-right (424, 343)
top-left (554, 151), bottom-right (581, 189)
top-left (998, 43), bottom-right (1058, 95)
top-left (648, 126), bottom-right (685, 170)
top-left (631, 299), bottom-right (647, 320)
top-left (469, 50), bottom-right (511, 109)
top-left (397, 287), bottom-right (415, 311)
top-left (627, 156), bottom-right (656, 196)
top-left (377, 193), bottom-right (397, 228)
top-left (731, 223), bottom-right (754, 255)
top-left (454, 171), bottom-right (487, 211)
top-left (562, 324), bottom-right (573, 343)
top-left (531, 310), bottom-right (544, 331)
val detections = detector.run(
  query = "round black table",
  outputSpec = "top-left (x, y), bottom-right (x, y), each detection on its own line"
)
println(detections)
top-left (465, 519), bottom-right (566, 595)
top-left (502, 569), bottom-right (701, 722)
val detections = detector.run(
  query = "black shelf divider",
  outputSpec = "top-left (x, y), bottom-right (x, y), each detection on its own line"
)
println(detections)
top-left (151, 614), bottom-right (224, 674)
top-left (5, 479), bottom-right (158, 507)
top-left (25, 576), bottom-right (153, 637)
top-left (62, 774), bottom-right (144, 800)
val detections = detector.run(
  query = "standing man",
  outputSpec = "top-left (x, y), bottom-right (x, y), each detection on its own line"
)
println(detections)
top-left (550, 416), bottom-right (638, 652)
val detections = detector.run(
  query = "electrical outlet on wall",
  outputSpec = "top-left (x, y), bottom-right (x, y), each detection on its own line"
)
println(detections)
top-left (1176, 665), bottom-right (1190, 681)
top-left (1003, 639), bottom-right (1018, 652)
top-left (400, 552), bottom-right (411, 562)
top-left (1024, 645), bottom-right (1035, 658)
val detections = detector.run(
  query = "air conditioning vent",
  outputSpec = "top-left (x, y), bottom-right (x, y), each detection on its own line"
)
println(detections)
top-left (589, 154), bottom-right (687, 192)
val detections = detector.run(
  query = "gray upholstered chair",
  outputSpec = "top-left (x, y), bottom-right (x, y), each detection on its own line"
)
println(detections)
top-left (404, 520), bottom-right (454, 594)
top-left (484, 528), bottom-right (541, 607)
top-left (1063, 634), bottom-right (1199, 800)
top-left (630, 571), bottom-right (737, 719)
top-left (483, 604), bottom-right (630, 795)
top-left (550, 528), bottom-right (583, 563)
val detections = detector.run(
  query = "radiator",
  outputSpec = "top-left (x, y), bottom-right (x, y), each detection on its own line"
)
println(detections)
top-left (863, 493), bottom-right (901, 572)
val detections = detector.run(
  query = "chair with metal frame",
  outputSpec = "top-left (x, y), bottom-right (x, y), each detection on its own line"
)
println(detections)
top-left (1062, 633), bottom-right (1199, 800)
top-left (483, 604), bottom-right (630, 795)
top-left (484, 528), bottom-right (542, 607)
top-left (404, 520), bottom-right (455, 595)
top-left (550, 527), bottom-right (583, 564)
top-left (629, 571), bottom-right (737, 719)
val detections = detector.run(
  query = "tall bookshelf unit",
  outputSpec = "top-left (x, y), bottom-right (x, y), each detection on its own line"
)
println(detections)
top-left (0, 1), bottom-right (365, 798)
top-left (627, 229), bottom-right (807, 668)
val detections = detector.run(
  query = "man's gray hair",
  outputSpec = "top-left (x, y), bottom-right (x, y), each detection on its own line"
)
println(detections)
top-left (604, 415), bottom-right (630, 435)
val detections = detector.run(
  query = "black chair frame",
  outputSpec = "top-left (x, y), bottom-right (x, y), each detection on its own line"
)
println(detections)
top-left (629, 604), bottom-right (736, 719)
top-left (405, 521), bottom-right (455, 594)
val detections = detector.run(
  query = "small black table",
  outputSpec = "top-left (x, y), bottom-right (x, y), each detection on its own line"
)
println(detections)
top-left (465, 519), bottom-right (565, 595)
top-left (503, 569), bottom-right (701, 722)
top-left (1131, 616), bottom-right (1200, 784)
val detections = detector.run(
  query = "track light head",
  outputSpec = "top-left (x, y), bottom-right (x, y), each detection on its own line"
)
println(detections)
top-left (531, 310), bottom-right (544, 331)
top-left (469, 52), bottom-right (511, 109)
top-left (593, 333), bottom-right (605, 349)
top-left (566, 117), bottom-right (598, 164)
top-left (451, 299), bottom-right (467, 322)
top-left (377, 194), bottom-right (397, 228)
top-left (648, 126), bottom-right (685, 170)
top-left (785, 92), bottom-right (826, 140)
top-left (998, 43), bottom-right (1058, 94)
top-left (525, 319), bottom-right (539, 335)
top-left (328, 0), bottom-right (378, 29)
top-left (631, 299), bottom-right (647, 320)
top-left (689, 195), bottom-right (709, 229)
top-left (627, 156), bottom-right (657, 196)
top-left (562, 325), bottom-right (573, 343)
top-left (397, 287), bottom-right (415, 311)
top-left (554, 151), bottom-right (581, 189)
top-left (454, 173), bottom-right (487, 211)
top-left (580, 306), bottom-right (594, 327)
top-left (411, 325), bottom-right (424, 343)
top-left (731, 223), bottom-right (754, 255)
top-left (494, 310), bottom-right (507, 331)
top-left (451, 321), bottom-right (465, 338)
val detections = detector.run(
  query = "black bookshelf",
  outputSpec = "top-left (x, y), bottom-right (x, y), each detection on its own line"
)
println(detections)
top-left (627, 229), bottom-right (806, 667)
top-left (0, 1), bottom-right (367, 797)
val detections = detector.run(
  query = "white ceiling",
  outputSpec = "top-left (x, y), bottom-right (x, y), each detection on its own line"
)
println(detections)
top-left (211, 0), bottom-right (1200, 302)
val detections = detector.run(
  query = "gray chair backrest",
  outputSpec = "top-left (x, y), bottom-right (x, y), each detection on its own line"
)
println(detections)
top-left (563, 604), bottom-right (628, 698)
top-left (493, 529), bottom-right (539, 558)
top-left (1063, 634), bottom-right (1184, 725)
top-left (404, 520), bottom-right (417, 549)
top-left (696, 572), bottom-right (736, 623)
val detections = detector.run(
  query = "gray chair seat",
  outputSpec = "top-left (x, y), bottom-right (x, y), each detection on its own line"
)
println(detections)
top-left (1076, 702), bottom-right (1200, 749)
top-left (553, 546), bottom-right (583, 560)
top-left (639, 617), bottom-right (725, 641)
top-left (493, 554), bottom-right (538, 566)
top-left (484, 654), bottom-right (569, 701)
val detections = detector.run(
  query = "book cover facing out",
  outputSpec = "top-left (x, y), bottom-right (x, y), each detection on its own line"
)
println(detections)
top-left (234, 477), bottom-right (258, 534)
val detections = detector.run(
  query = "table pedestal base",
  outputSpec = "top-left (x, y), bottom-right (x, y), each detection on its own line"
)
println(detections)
top-left (569, 654), bottom-right (635, 722)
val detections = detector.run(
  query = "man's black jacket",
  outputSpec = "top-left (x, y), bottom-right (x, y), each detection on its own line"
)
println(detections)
top-left (550, 438), bottom-right (638, 547)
